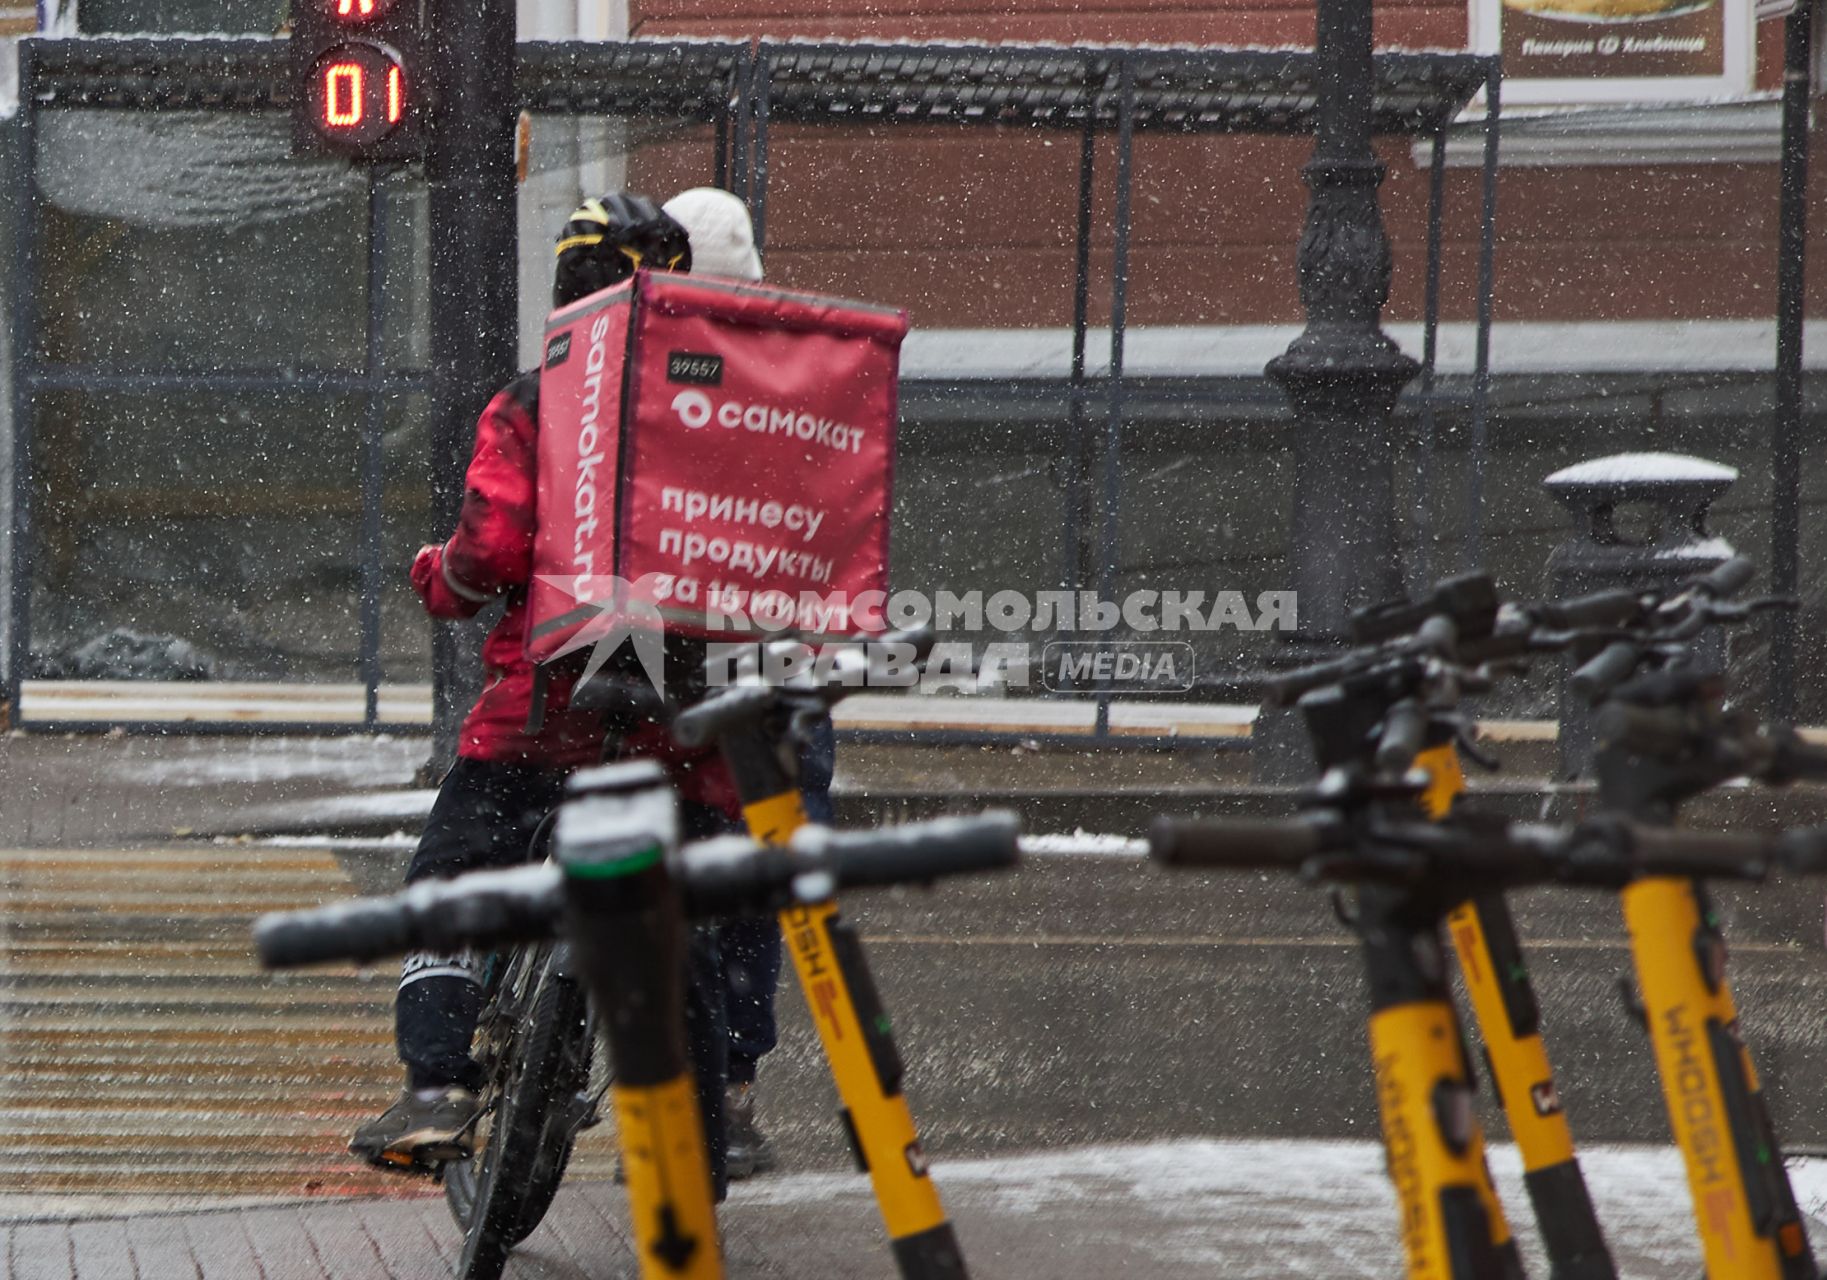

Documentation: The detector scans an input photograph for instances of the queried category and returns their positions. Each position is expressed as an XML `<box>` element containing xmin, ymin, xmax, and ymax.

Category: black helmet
<box><xmin>552</xmin><ymin>192</ymin><xmax>693</xmax><ymax>308</ymax></box>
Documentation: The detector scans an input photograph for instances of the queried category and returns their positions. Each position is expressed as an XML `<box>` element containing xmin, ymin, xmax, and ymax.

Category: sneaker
<box><xmin>349</xmin><ymin>1086</ymin><xmax>480</xmax><ymax>1173</ymax></box>
<box><xmin>724</xmin><ymin>1082</ymin><xmax>777</xmax><ymax>1180</ymax></box>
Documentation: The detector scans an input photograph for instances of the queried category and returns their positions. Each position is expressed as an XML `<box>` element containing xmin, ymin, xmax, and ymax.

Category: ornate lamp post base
<box><xmin>1253</xmin><ymin>28</ymin><xmax>1421</xmax><ymax>785</ymax></box>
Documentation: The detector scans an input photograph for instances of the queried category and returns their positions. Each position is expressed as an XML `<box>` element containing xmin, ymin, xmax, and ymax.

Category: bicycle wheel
<box><xmin>443</xmin><ymin>948</ymin><xmax>532</xmax><ymax>1235</ymax></box>
<box><xmin>446</xmin><ymin>959</ymin><xmax>591</xmax><ymax>1279</ymax></box>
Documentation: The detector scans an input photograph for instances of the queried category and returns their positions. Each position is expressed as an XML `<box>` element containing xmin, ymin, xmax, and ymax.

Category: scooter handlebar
<box><xmin>1766</xmin><ymin>734</ymin><xmax>1827</xmax><ymax>785</ymax></box>
<box><xmin>1696</xmin><ymin>556</ymin><xmax>1757</xmax><ymax>600</ymax></box>
<box><xmin>670</xmin><ymin>626</ymin><xmax>940</xmax><ymax>747</ymax></box>
<box><xmin>259</xmin><ymin>808</ymin><xmax>1022</xmax><ymax>967</ymax></box>
<box><xmin>669</xmin><ymin>683</ymin><xmax>778</xmax><ymax>748</ymax></box>
<box><xmin>802</xmin><ymin>811</ymin><xmax>1022</xmax><ymax>889</ymax></box>
<box><xmin>1532</xmin><ymin>588</ymin><xmax>1643</xmax><ymax>630</ymax></box>
<box><xmin>253</xmin><ymin>864</ymin><xmax>565</xmax><ymax>969</ymax></box>
<box><xmin>1570</xmin><ymin>639</ymin><xmax>1644</xmax><ymax>701</ymax></box>
<box><xmin>1373</xmin><ymin>701</ymin><xmax>1428</xmax><ymax>773</ymax></box>
<box><xmin>677</xmin><ymin>811</ymin><xmax>1022</xmax><ymax>916</ymax></box>
<box><xmin>1148</xmin><ymin>816</ymin><xmax>1329</xmax><ymax>870</ymax></box>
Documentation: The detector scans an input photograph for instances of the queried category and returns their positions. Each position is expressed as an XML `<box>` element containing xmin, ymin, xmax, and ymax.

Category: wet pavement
<box><xmin>6</xmin><ymin>732</ymin><xmax>1827</xmax><ymax>1276</ymax></box>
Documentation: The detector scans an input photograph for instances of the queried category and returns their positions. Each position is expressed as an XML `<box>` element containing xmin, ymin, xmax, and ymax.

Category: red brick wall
<box><xmin>627</xmin><ymin>0</ymin><xmax>1818</xmax><ymax>328</ymax></box>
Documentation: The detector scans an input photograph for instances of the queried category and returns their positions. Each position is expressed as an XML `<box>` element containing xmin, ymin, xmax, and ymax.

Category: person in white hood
<box><xmin>663</xmin><ymin>186</ymin><xmax>764</xmax><ymax>283</ymax></box>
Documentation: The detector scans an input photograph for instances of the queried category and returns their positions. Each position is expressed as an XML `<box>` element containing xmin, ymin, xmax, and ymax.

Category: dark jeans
<box><xmin>395</xmin><ymin>756</ymin><xmax>733</xmax><ymax>1192</ymax></box>
<box><xmin>721</xmin><ymin>715</ymin><xmax>836</xmax><ymax>1085</ymax></box>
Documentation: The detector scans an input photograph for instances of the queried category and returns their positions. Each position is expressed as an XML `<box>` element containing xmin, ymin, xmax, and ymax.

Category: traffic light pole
<box><xmin>425</xmin><ymin>0</ymin><xmax>519</xmax><ymax>770</ymax></box>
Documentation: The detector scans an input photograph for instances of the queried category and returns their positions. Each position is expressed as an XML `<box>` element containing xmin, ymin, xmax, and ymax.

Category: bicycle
<box><xmin>411</xmin><ymin>652</ymin><xmax>733</xmax><ymax>1280</ymax></box>
<box><xmin>255</xmin><ymin>762</ymin><xmax>1021</xmax><ymax>1280</ymax></box>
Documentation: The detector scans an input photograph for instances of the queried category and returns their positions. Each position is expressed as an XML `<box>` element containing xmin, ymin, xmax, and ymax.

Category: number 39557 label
<box><xmin>667</xmin><ymin>351</ymin><xmax>723</xmax><ymax>386</ymax></box>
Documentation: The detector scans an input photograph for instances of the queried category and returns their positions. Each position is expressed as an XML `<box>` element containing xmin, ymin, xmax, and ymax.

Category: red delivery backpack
<box><xmin>527</xmin><ymin>270</ymin><xmax>907</xmax><ymax>665</ymax></box>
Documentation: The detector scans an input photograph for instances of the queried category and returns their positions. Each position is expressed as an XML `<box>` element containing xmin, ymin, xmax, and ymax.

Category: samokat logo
<box><xmin>545</xmin><ymin>330</ymin><xmax>573</xmax><ymax>369</ymax></box>
<box><xmin>667</xmin><ymin>389</ymin><xmax>867</xmax><ymax>454</ymax></box>
<box><xmin>667</xmin><ymin>351</ymin><xmax>723</xmax><ymax>386</ymax></box>
<box><xmin>672</xmin><ymin>389</ymin><xmax>713</xmax><ymax>428</ymax></box>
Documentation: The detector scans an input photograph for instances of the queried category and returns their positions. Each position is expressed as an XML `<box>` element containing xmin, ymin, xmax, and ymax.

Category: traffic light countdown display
<box><xmin>291</xmin><ymin>0</ymin><xmax>424</xmax><ymax>159</ymax></box>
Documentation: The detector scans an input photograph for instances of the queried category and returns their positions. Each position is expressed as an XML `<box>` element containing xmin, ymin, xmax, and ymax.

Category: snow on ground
<box><xmin>732</xmin><ymin>1138</ymin><xmax>1827</xmax><ymax>1278</ymax></box>
<box><xmin>1019</xmin><ymin>831</ymin><xmax>1149</xmax><ymax>858</ymax></box>
<box><xmin>236</xmin><ymin>833</ymin><xmax>420</xmax><ymax>850</ymax></box>
<box><xmin>118</xmin><ymin>737</ymin><xmax>423</xmax><ymax>788</ymax></box>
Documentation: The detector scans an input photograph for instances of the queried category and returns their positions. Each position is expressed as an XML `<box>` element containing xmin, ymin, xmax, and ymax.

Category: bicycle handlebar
<box><xmin>567</xmin><ymin>673</ymin><xmax>674</xmax><ymax>721</ymax></box>
<box><xmin>254</xmin><ymin>810</ymin><xmax>1020</xmax><ymax>969</ymax></box>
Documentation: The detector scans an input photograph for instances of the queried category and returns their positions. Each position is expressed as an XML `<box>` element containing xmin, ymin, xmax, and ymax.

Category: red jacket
<box><xmin>411</xmin><ymin>372</ymin><xmax>737</xmax><ymax>814</ymax></box>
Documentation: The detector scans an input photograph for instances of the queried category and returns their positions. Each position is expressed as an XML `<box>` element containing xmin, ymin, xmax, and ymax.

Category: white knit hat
<box><xmin>663</xmin><ymin>187</ymin><xmax>764</xmax><ymax>283</ymax></box>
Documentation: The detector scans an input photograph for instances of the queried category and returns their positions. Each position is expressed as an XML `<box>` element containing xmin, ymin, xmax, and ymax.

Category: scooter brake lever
<box><xmin>1455</xmin><ymin>726</ymin><xmax>1501</xmax><ymax>773</ymax></box>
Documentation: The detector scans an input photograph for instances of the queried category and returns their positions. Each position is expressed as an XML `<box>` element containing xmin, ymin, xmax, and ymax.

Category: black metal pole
<box><xmin>714</xmin><ymin>108</ymin><xmax>730</xmax><ymax>192</ymax></box>
<box><xmin>1770</xmin><ymin>0</ymin><xmax>1813</xmax><ymax>724</ymax></box>
<box><xmin>4</xmin><ymin>45</ymin><xmax>39</xmax><ymax>726</ymax></box>
<box><xmin>1265</xmin><ymin>0</ymin><xmax>1418</xmax><ymax>645</ymax></box>
<box><xmin>425</xmin><ymin>0</ymin><xmax>519</xmax><ymax>770</ymax></box>
<box><xmin>1055</xmin><ymin>113</ymin><xmax>1097</xmax><ymax>695</ymax></box>
<box><xmin>1416</xmin><ymin>128</ymin><xmax>1446</xmax><ymax>591</ymax></box>
<box><xmin>360</xmin><ymin>173</ymin><xmax>389</xmax><ymax>730</ymax></box>
<box><xmin>1466</xmin><ymin>61</ymin><xmax>1501</xmax><ymax>573</ymax></box>
<box><xmin>1095</xmin><ymin>62</ymin><xmax>1134</xmax><ymax>741</ymax></box>
<box><xmin>751</xmin><ymin>48</ymin><xmax>772</xmax><ymax>253</ymax></box>
<box><xmin>1257</xmin><ymin>0</ymin><xmax>1420</xmax><ymax>782</ymax></box>
<box><xmin>1062</xmin><ymin>114</ymin><xmax>1095</xmax><ymax>598</ymax></box>
<box><xmin>731</xmin><ymin>53</ymin><xmax>752</xmax><ymax>204</ymax></box>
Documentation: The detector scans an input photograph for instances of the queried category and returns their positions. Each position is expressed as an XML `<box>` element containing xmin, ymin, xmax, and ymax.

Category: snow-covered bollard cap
<box><xmin>663</xmin><ymin>187</ymin><xmax>763</xmax><ymax>283</ymax></box>
<box><xmin>1544</xmin><ymin>451</ymin><xmax>1737</xmax><ymax>499</ymax></box>
<box><xmin>1545</xmin><ymin>452</ymin><xmax>1737</xmax><ymax>552</ymax></box>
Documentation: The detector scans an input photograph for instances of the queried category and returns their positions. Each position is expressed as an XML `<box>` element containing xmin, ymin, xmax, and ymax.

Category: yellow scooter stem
<box><xmin>1418</xmin><ymin>745</ymin><xmax>1614</xmax><ymax>1279</ymax></box>
<box><xmin>740</xmin><ymin>784</ymin><xmax>967</xmax><ymax>1278</ymax></box>
<box><xmin>1623</xmin><ymin>876</ymin><xmax>1816</xmax><ymax>1280</ymax></box>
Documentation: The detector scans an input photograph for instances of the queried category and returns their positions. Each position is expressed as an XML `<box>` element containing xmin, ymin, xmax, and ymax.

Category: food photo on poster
<box><xmin>1472</xmin><ymin>0</ymin><xmax>1753</xmax><ymax>99</ymax></box>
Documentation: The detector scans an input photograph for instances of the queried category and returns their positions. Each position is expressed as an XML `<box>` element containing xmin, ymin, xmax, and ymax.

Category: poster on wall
<box><xmin>1472</xmin><ymin>0</ymin><xmax>1752</xmax><ymax>102</ymax></box>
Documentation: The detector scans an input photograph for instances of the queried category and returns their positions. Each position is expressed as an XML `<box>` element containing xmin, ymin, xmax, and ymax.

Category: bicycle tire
<box><xmin>445</xmin><ymin>958</ymin><xmax>602</xmax><ymax>1243</ymax></box>
<box><xmin>447</xmin><ymin>965</ymin><xmax>590</xmax><ymax>1278</ymax></box>
<box><xmin>443</xmin><ymin>948</ymin><xmax>531</xmax><ymax>1237</ymax></box>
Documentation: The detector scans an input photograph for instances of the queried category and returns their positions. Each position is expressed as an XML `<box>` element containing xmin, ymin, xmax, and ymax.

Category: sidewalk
<box><xmin>5</xmin><ymin>1140</ymin><xmax>1822</xmax><ymax>1278</ymax></box>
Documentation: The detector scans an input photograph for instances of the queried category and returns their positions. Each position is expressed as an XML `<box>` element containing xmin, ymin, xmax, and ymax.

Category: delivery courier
<box><xmin>526</xmin><ymin>259</ymin><xmax>908</xmax><ymax>667</ymax></box>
